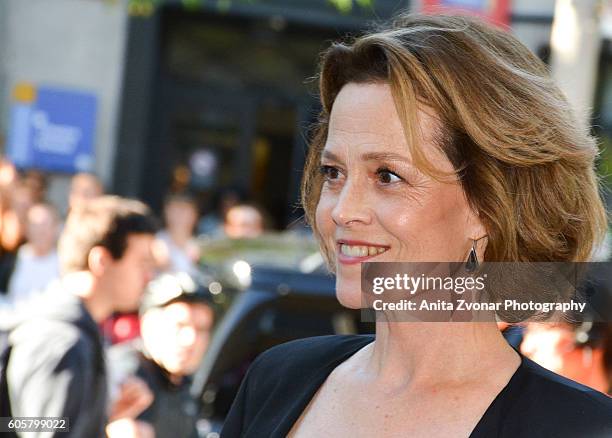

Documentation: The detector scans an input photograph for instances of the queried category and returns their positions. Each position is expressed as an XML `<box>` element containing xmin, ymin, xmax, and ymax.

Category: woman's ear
<box><xmin>88</xmin><ymin>246</ymin><xmax>110</xmax><ymax>276</ymax></box>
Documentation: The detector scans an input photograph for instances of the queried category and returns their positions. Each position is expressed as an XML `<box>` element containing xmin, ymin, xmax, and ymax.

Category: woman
<box><xmin>222</xmin><ymin>13</ymin><xmax>612</xmax><ymax>437</ymax></box>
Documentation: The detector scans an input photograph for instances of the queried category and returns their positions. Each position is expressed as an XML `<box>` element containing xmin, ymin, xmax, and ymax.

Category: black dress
<box><xmin>221</xmin><ymin>334</ymin><xmax>612</xmax><ymax>437</ymax></box>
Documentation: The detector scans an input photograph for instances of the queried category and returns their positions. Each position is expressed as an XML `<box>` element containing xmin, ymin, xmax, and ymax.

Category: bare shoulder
<box><xmin>246</xmin><ymin>335</ymin><xmax>373</xmax><ymax>390</ymax></box>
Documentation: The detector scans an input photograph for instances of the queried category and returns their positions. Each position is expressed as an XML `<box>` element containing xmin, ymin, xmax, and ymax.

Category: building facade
<box><xmin>4</xmin><ymin>0</ymin><xmax>611</xmax><ymax>222</ymax></box>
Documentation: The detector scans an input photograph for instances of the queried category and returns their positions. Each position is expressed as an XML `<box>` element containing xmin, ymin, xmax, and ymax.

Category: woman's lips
<box><xmin>336</xmin><ymin>240</ymin><xmax>390</xmax><ymax>265</ymax></box>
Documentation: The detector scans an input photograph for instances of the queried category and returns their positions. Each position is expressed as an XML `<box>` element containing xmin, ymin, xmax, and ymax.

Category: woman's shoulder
<box><xmin>499</xmin><ymin>355</ymin><xmax>612</xmax><ymax>437</ymax></box>
<box><xmin>257</xmin><ymin>334</ymin><xmax>374</xmax><ymax>359</ymax></box>
<box><xmin>249</xmin><ymin>334</ymin><xmax>374</xmax><ymax>380</ymax></box>
<box><xmin>518</xmin><ymin>356</ymin><xmax>612</xmax><ymax>407</ymax></box>
<box><xmin>242</xmin><ymin>334</ymin><xmax>374</xmax><ymax>402</ymax></box>
<box><xmin>221</xmin><ymin>335</ymin><xmax>374</xmax><ymax>437</ymax></box>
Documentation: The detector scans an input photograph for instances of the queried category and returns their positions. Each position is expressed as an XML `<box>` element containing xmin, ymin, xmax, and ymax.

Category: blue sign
<box><xmin>7</xmin><ymin>86</ymin><xmax>97</xmax><ymax>173</ymax></box>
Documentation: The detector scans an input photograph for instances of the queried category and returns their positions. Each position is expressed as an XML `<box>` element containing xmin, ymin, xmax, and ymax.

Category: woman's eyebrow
<box><xmin>321</xmin><ymin>150</ymin><xmax>342</xmax><ymax>162</ymax></box>
<box><xmin>322</xmin><ymin>150</ymin><xmax>413</xmax><ymax>164</ymax></box>
<box><xmin>361</xmin><ymin>152</ymin><xmax>412</xmax><ymax>163</ymax></box>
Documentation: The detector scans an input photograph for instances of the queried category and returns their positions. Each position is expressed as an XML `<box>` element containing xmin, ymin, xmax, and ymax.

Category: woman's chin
<box><xmin>335</xmin><ymin>280</ymin><xmax>363</xmax><ymax>309</ymax></box>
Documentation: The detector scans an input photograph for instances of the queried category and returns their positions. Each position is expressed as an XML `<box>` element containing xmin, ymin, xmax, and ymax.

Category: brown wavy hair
<box><xmin>301</xmin><ymin>13</ymin><xmax>608</xmax><ymax>264</ymax></box>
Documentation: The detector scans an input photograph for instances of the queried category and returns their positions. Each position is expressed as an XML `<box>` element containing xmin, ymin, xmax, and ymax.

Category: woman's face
<box><xmin>315</xmin><ymin>82</ymin><xmax>485</xmax><ymax>308</ymax></box>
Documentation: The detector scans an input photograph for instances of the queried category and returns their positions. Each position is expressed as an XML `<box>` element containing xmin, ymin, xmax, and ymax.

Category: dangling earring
<box><xmin>465</xmin><ymin>239</ymin><xmax>479</xmax><ymax>273</ymax></box>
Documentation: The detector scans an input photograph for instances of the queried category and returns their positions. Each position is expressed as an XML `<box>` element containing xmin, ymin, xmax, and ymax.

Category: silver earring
<box><xmin>465</xmin><ymin>240</ymin><xmax>479</xmax><ymax>273</ymax></box>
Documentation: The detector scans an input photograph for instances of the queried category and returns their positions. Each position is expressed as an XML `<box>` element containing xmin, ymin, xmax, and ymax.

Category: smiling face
<box><xmin>315</xmin><ymin>82</ymin><xmax>486</xmax><ymax>308</ymax></box>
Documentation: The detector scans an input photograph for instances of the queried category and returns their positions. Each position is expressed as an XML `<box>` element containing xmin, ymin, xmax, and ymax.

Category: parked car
<box><xmin>190</xmin><ymin>240</ymin><xmax>374</xmax><ymax>435</ymax></box>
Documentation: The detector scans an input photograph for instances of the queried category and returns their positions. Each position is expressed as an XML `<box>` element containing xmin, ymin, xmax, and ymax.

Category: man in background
<box><xmin>68</xmin><ymin>172</ymin><xmax>104</xmax><ymax>212</ymax></box>
<box><xmin>223</xmin><ymin>203</ymin><xmax>264</xmax><ymax>239</ymax></box>
<box><xmin>109</xmin><ymin>272</ymin><xmax>215</xmax><ymax>438</ymax></box>
<box><xmin>156</xmin><ymin>193</ymin><xmax>200</xmax><ymax>276</ymax></box>
<box><xmin>7</xmin><ymin>203</ymin><xmax>60</xmax><ymax>304</ymax></box>
<box><xmin>5</xmin><ymin>196</ymin><xmax>158</xmax><ymax>437</ymax></box>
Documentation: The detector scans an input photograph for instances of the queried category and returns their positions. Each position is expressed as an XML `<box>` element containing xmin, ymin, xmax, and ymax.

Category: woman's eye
<box><xmin>319</xmin><ymin>165</ymin><xmax>341</xmax><ymax>180</ymax></box>
<box><xmin>376</xmin><ymin>167</ymin><xmax>402</xmax><ymax>184</ymax></box>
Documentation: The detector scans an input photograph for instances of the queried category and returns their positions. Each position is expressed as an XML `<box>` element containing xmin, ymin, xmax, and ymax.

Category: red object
<box><xmin>101</xmin><ymin>313</ymin><xmax>141</xmax><ymax>344</ymax></box>
<box><xmin>421</xmin><ymin>0</ymin><xmax>510</xmax><ymax>28</ymax></box>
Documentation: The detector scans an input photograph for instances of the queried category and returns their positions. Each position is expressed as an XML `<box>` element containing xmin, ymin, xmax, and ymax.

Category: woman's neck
<box><xmin>364</xmin><ymin>321</ymin><xmax>520</xmax><ymax>390</ymax></box>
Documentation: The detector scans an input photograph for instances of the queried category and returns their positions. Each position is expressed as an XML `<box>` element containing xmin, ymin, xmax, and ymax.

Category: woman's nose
<box><xmin>331</xmin><ymin>180</ymin><xmax>372</xmax><ymax>227</ymax></box>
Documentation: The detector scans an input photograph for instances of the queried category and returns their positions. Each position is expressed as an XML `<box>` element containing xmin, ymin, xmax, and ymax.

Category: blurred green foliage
<box><xmin>198</xmin><ymin>233</ymin><xmax>319</xmax><ymax>268</ymax></box>
<box><xmin>127</xmin><ymin>0</ymin><xmax>374</xmax><ymax>16</ymax></box>
<box><xmin>598</xmin><ymin>135</ymin><xmax>612</xmax><ymax>188</ymax></box>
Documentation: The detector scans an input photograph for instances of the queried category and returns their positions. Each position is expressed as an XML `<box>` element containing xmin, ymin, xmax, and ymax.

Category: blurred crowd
<box><xmin>0</xmin><ymin>158</ymin><xmax>267</xmax><ymax>438</ymax></box>
<box><xmin>0</xmin><ymin>159</ymin><xmax>266</xmax><ymax>309</ymax></box>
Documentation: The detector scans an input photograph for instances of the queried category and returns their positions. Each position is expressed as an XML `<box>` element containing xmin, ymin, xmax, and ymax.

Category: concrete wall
<box><xmin>512</xmin><ymin>22</ymin><xmax>552</xmax><ymax>55</ymax></box>
<box><xmin>0</xmin><ymin>0</ymin><xmax>10</xmax><ymax>149</ymax></box>
<box><xmin>513</xmin><ymin>0</ymin><xmax>556</xmax><ymax>16</ymax></box>
<box><xmin>511</xmin><ymin>0</ymin><xmax>555</xmax><ymax>53</ymax></box>
<box><xmin>0</xmin><ymin>0</ymin><xmax>129</xmax><ymax>211</ymax></box>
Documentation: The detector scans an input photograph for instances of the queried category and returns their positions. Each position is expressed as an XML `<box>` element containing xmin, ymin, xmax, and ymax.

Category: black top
<box><xmin>108</xmin><ymin>340</ymin><xmax>199</xmax><ymax>438</ymax></box>
<box><xmin>222</xmin><ymin>334</ymin><xmax>612</xmax><ymax>438</ymax></box>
